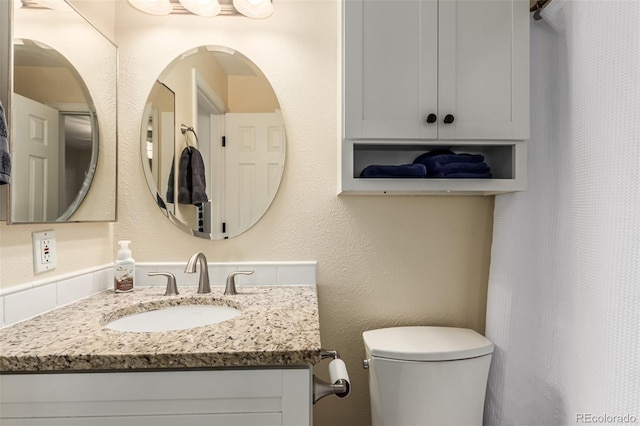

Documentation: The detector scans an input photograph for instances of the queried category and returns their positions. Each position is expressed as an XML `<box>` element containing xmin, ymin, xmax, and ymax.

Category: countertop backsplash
<box><xmin>0</xmin><ymin>261</ymin><xmax>317</xmax><ymax>328</ymax></box>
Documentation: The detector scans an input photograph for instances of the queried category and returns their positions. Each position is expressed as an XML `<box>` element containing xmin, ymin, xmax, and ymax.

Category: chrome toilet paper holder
<box><xmin>313</xmin><ymin>349</ymin><xmax>351</xmax><ymax>404</ymax></box>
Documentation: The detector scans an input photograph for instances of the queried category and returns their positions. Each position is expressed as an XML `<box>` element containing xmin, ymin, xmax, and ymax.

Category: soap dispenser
<box><xmin>114</xmin><ymin>240</ymin><xmax>135</xmax><ymax>293</ymax></box>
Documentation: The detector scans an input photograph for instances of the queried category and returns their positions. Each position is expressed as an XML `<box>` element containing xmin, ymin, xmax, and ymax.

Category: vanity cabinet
<box><xmin>0</xmin><ymin>368</ymin><xmax>312</xmax><ymax>425</ymax></box>
<box><xmin>341</xmin><ymin>0</ymin><xmax>530</xmax><ymax>194</ymax></box>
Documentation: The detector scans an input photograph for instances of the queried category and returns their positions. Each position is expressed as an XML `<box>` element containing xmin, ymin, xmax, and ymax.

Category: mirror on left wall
<box><xmin>6</xmin><ymin>0</ymin><xmax>117</xmax><ymax>223</ymax></box>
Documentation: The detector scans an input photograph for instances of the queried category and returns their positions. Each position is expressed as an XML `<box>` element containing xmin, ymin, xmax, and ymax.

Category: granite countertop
<box><xmin>0</xmin><ymin>286</ymin><xmax>322</xmax><ymax>372</ymax></box>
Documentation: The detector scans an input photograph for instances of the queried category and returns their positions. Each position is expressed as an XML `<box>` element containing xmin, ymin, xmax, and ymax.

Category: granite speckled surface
<box><xmin>0</xmin><ymin>286</ymin><xmax>322</xmax><ymax>372</ymax></box>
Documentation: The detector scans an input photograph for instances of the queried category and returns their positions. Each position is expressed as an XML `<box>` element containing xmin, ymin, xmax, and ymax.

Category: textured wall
<box><xmin>0</xmin><ymin>222</ymin><xmax>113</xmax><ymax>289</ymax></box>
<box><xmin>115</xmin><ymin>1</ymin><xmax>494</xmax><ymax>424</ymax></box>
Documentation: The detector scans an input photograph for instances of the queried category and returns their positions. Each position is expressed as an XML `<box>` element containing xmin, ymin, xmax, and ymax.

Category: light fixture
<box><xmin>16</xmin><ymin>0</ymin><xmax>68</xmax><ymax>10</ymax></box>
<box><xmin>128</xmin><ymin>0</ymin><xmax>172</xmax><ymax>16</ymax></box>
<box><xmin>178</xmin><ymin>0</ymin><xmax>220</xmax><ymax>17</ymax></box>
<box><xmin>35</xmin><ymin>0</ymin><xmax>67</xmax><ymax>9</ymax></box>
<box><xmin>232</xmin><ymin>0</ymin><xmax>273</xmax><ymax>19</ymax></box>
<box><xmin>127</xmin><ymin>0</ymin><xmax>273</xmax><ymax>18</ymax></box>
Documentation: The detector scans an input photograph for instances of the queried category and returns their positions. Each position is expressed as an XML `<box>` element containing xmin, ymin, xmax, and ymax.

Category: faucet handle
<box><xmin>147</xmin><ymin>272</ymin><xmax>179</xmax><ymax>296</ymax></box>
<box><xmin>224</xmin><ymin>271</ymin><xmax>254</xmax><ymax>295</ymax></box>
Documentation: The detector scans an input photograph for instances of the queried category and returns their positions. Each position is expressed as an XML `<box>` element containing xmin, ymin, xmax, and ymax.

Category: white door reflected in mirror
<box><xmin>11</xmin><ymin>94</ymin><xmax>60</xmax><ymax>222</ymax></box>
<box><xmin>224</xmin><ymin>112</ymin><xmax>285</xmax><ymax>238</ymax></box>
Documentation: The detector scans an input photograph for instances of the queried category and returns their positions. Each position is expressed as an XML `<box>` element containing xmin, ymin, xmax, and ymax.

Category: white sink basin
<box><xmin>104</xmin><ymin>304</ymin><xmax>240</xmax><ymax>332</ymax></box>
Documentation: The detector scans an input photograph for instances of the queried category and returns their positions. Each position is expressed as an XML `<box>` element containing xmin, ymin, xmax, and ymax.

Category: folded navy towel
<box><xmin>360</xmin><ymin>163</ymin><xmax>427</xmax><ymax>178</ymax></box>
<box><xmin>434</xmin><ymin>161</ymin><xmax>491</xmax><ymax>175</ymax></box>
<box><xmin>431</xmin><ymin>171</ymin><xmax>493</xmax><ymax>178</ymax></box>
<box><xmin>413</xmin><ymin>149</ymin><xmax>491</xmax><ymax>177</ymax></box>
<box><xmin>413</xmin><ymin>150</ymin><xmax>485</xmax><ymax>171</ymax></box>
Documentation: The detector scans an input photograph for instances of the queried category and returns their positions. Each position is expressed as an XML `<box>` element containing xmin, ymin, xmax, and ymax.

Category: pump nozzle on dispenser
<box><xmin>117</xmin><ymin>240</ymin><xmax>132</xmax><ymax>258</ymax></box>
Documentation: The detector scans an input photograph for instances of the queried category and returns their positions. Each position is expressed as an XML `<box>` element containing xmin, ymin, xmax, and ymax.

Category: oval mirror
<box><xmin>11</xmin><ymin>39</ymin><xmax>98</xmax><ymax>222</ymax></box>
<box><xmin>8</xmin><ymin>1</ymin><xmax>117</xmax><ymax>223</ymax></box>
<box><xmin>141</xmin><ymin>46</ymin><xmax>286</xmax><ymax>240</ymax></box>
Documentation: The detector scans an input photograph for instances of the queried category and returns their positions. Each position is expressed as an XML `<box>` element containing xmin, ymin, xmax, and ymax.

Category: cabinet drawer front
<box><xmin>0</xmin><ymin>413</ymin><xmax>282</xmax><ymax>426</ymax></box>
<box><xmin>1</xmin><ymin>368</ymin><xmax>312</xmax><ymax>424</ymax></box>
<box><xmin>2</xmin><ymin>370</ymin><xmax>283</xmax><ymax>403</ymax></box>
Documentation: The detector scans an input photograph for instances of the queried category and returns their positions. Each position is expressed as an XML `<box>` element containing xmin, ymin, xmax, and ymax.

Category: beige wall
<box><xmin>68</xmin><ymin>0</ymin><xmax>116</xmax><ymax>41</ymax></box>
<box><xmin>229</xmin><ymin>74</ymin><xmax>280</xmax><ymax>112</ymax></box>
<box><xmin>0</xmin><ymin>222</ymin><xmax>113</xmax><ymax>288</ymax></box>
<box><xmin>14</xmin><ymin>66</ymin><xmax>86</xmax><ymax>103</ymax></box>
<box><xmin>1</xmin><ymin>0</ymin><xmax>494</xmax><ymax>424</ymax></box>
<box><xmin>115</xmin><ymin>1</ymin><xmax>494</xmax><ymax>424</ymax></box>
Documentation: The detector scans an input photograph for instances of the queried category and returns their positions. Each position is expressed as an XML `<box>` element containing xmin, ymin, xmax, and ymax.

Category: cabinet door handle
<box><xmin>426</xmin><ymin>113</ymin><xmax>437</xmax><ymax>124</ymax></box>
<box><xmin>443</xmin><ymin>114</ymin><xmax>455</xmax><ymax>124</ymax></box>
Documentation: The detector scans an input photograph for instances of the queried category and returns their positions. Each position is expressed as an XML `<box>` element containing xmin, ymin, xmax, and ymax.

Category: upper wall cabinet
<box><xmin>344</xmin><ymin>0</ymin><xmax>529</xmax><ymax>141</ymax></box>
<box><xmin>341</xmin><ymin>0</ymin><xmax>530</xmax><ymax>195</ymax></box>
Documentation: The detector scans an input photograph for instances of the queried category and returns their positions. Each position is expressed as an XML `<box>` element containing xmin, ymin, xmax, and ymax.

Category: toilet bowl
<box><xmin>362</xmin><ymin>326</ymin><xmax>493</xmax><ymax>426</ymax></box>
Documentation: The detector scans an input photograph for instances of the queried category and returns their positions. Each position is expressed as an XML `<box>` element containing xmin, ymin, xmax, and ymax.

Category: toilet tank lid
<box><xmin>362</xmin><ymin>326</ymin><xmax>494</xmax><ymax>361</ymax></box>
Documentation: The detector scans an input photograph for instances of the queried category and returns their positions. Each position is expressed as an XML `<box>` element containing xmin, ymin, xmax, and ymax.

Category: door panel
<box><xmin>11</xmin><ymin>94</ymin><xmax>59</xmax><ymax>221</ymax></box>
<box><xmin>224</xmin><ymin>112</ymin><xmax>285</xmax><ymax>237</ymax></box>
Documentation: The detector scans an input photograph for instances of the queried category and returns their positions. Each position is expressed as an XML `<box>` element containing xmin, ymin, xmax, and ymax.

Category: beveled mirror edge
<box><xmin>0</xmin><ymin>0</ymin><xmax>12</xmax><ymax>221</ymax></box>
<box><xmin>67</xmin><ymin>0</ymin><xmax>119</xmax><ymax>223</ymax></box>
<box><xmin>5</xmin><ymin>0</ymin><xmax>119</xmax><ymax>224</ymax></box>
<box><xmin>56</xmin><ymin>112</ymin><xmax>100</xmax><ymax>221</ymax></box>
<box><xmin>140</xmin><ymin>80</ymin><xmax>174</xmax><ymax>220</ymax></box>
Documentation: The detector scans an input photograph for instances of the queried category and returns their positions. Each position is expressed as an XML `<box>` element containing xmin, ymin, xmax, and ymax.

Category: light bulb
<box><xmin>35</xmin><ymin>0</ymin><xmax>68</xmax><ymax>10</ymax></box>
<box><xmin>232</xmin><ymin>0</ymin><xmax>273</xmax><ymax>19</ymax></box>
<box><xmin>179</xmin><ymin>0</ymin><xmax>221</xmax><ymax>17</ymax></box>
<box><xmin>128</xmin><ymin>0</ymin><xmax>172</xmax><ymax>16</ymax></box>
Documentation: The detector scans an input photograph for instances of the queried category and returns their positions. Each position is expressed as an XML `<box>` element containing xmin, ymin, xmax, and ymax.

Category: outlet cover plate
<box><xmin>32</xmin><ymin>230</ymin><xmax>57</xmax><ymax>274</ymax></box>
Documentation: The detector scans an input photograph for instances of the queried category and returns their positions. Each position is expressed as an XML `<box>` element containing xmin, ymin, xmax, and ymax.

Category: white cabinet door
<box><xmin>344</xmin><ymin>0</ymin><xmax>438</xmax><ymax>140</ymax></box>
<box><xmin>344</xmin><ymin>0</ymin><xmax>529</xmax><ymax>141</ymax></box>
<box><xmin>438</xmin><ymin>0</ymin><xmax>529</xmax><ymax>140</ymax></box>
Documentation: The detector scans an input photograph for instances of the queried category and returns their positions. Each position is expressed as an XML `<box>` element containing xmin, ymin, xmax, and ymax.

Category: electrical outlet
<box><xmin>32</xmin><ymin>230</ymin><xmax>57</xmax><ymax>274</ymax></box>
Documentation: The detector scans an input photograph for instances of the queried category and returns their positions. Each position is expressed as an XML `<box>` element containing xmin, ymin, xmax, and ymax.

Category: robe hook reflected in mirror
<box><xmin>180</xmin><ymin>124</ymin><xmax>199</xmax><ymax>152</ymax></box>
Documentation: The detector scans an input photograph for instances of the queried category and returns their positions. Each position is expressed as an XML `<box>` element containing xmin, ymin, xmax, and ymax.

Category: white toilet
<box><xmin>362</xmin><ymin>326</ymin><xmax>494</xmax><ymax>426</ymax></box>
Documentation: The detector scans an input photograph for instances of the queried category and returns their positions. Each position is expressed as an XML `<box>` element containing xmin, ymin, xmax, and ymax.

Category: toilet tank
<box><xmin>363</xmin><ymin>326</ymin><xmax>494</xmax><ymax>426</ymax></box>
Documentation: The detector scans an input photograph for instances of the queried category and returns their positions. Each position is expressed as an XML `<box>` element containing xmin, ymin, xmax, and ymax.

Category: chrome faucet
<box><xmin>224</xmin><ymin>271</ymin><xmax>254</xmax><ymax>295</ymax></box>
<box><xmin>184</xmin><ymin>252</ymin><xmax>211</xmax><ymax>294</ymax></box>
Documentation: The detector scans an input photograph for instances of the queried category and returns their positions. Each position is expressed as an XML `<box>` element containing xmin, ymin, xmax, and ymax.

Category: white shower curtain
<box><xmin>485</xmin><ymin>1</ymin><xmax>640</xmax><ymax>424</ymax></box>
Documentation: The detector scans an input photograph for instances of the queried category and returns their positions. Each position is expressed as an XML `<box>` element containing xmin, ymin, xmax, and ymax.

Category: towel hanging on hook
<box><xmin>530</xmin><ymin>0</ymin><xmax>552</xmax><ymax>20</ymax></box>
<box><xmin>180</xmin><ymin>124</ymin><xmax>199</xmax><ymax>151</ymax></box>
<box><xmin>166</xmin><ymin>124</ymin><xmax>208</xmax><ymax>205</ymax></box>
